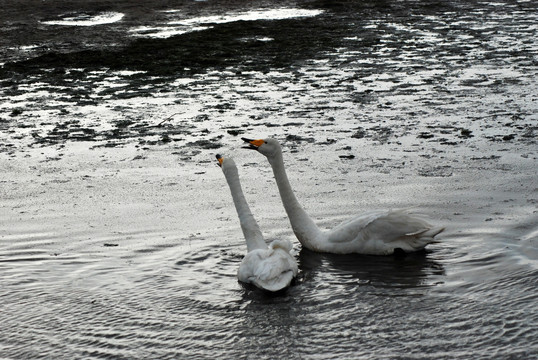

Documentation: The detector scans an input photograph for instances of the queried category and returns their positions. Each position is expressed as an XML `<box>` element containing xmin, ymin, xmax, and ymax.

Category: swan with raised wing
<box><xmin>241</xmin><ymin>138</ymin><xmax>444</xmax><ymax>255</ymax></box>
<box><xmin>216</xmin><ymin>154</ymin><xmax>298</xmax><ymax>292</ymax></box>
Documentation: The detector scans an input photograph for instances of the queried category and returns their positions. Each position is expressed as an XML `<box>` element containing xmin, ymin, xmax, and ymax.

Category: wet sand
<box><xmin>2</xmin><ymin>129</ymin><xmax>536</xmax><ymax>249</ymax></box>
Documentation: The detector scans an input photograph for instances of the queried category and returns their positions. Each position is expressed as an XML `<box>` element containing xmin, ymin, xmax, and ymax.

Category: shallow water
<box><xmin>1</xmin><ymin>0</ymin><xmax>537</xmax><ymax>358</ymax></box>
<box><xmin>2</xmin><ymin>217</ymin><xmax>537</xmax><ymax>358</ymax></box>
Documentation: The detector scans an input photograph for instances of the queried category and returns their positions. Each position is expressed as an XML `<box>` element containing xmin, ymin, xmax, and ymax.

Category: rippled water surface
<box><xmin>1</xmin><ymin>0</ymin><xmax>537</xmax><ymax>359</ymax></box>
<box><xmin>2</xmin><ymin>221</ymin><xmax>537</xmax><ymax>358</ymax></box>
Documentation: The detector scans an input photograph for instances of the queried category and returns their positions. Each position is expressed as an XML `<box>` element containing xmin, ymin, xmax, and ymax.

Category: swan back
<box><xmin>326</xmin><ymin>210</ymin><xmax>444</xmax><ymax>254</ymax></box>
<box><xmin>238</xmin><ymin>241</ymin><xmax>298</xmax><ymax>292</ymax></box>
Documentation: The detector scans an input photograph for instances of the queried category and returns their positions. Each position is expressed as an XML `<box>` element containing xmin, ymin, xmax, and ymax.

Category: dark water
<box><xmin>2</xmin><ymin>221</ymin><xmax>537</xmax><ymax>358</ymax></box>
<box><xmin>1</xmin><ymin>0</ymin><xmax>537</xmax><ymax>359</ymax></box>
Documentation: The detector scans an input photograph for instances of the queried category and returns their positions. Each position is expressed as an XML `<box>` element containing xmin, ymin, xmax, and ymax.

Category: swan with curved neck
<box><xmin>217</xmin><ymin>154</ymin><xmax>298</xmax><ymax>292</ymax></box>
<box><xmin>241</xmin><ymin>138</ymin><xmax>444</xmax><ymax>255</ymax></box>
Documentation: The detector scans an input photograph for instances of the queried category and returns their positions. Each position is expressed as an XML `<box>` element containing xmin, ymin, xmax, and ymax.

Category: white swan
<box><xmin>242</xmin><ymin>138</ymin><xmax>444</xmax><ymax>255</ymax></box>
<box><xmin>217</xmin><ymin>154</ymin><xmax>298</xmax><ymax>292</ymax></box>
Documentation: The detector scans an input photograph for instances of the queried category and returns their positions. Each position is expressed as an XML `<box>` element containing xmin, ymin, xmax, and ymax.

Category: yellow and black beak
<box><xmin>216</xmin><ymin>154</ymin><xmax>223</xmax><ymax>167</ymax></box>
<box><xmin>241</xmin><ymin>137</ymin><xmax>264</xmax><ymax>150</ymax></box>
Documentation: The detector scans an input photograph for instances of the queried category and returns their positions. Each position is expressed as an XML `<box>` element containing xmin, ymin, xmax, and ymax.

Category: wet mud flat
<box><xmin>1</xmin><ymin>0</ymin><xmax>537</xmax><ymax>157</ymax></box>
<box><xmin>1</xmin><ymin>1</ymin><xmax>538</xmax><ymax>359</ymax></box>
<box><xmin>0</xmin><ymin>0</ymin><xmax>536</xmax><ymax>212</ymax></box>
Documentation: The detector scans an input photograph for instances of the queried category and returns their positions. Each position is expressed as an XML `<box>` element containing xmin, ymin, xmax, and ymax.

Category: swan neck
<box><xmin>269</xmin><ymin>153</ymin><xmax>322</xmax><ymax>246</ymax></box>
<box><xmin>224</xmin><ymin>168</ymin><xmax>267</xmax><ymax>252</ymax></box>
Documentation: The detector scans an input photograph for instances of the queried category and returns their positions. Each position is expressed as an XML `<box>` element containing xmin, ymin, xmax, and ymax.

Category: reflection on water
<box><xmin>130</xmin><ymin>8</ymin><xmax>324</xmax><ymax>39</ymax></box>
<box><xmin>297</xmin><ymin>247</ymin><xmax>444</xmax><ymax>290</ymax></box>
<box><xmin>41</xmin><ymin>12</ymin><xmax>125</xmax><ymax>27</ymax></box>
<box><xmin>170</xmin><ymin>8</ymin><xmax>324</xmax><ymax>26</ymax></box>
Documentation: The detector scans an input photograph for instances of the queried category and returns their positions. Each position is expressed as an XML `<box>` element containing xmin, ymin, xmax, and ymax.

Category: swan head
<box><xmin>216</xmin><ymin>154</ymin><xmax>238</xmax><ymax>175</ymax></box>
<box><xmin>241</xmin><ymin>137</ymin><xmax>282</xmax><ymax>159</ymax></box>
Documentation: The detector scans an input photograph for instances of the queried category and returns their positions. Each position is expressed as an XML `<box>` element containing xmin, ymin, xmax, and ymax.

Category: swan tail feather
<box><xmin>406</xmin><ymin>226</ymin><xmax>444</xmax><ymax>238</ymax></box>
<box><xmin>238</xmin><ymin>248</ymin><xmax>298</xmax><ymax>292</ymax></box>
<box><xmin>251</xmin><ymin>270</ymin><xmax>295</xmax><ymax>292</ymax></box>
<box><xmin>398</xmin><ymin>226</ymin><xmax>444</xmax><ymax>251</ymax></box>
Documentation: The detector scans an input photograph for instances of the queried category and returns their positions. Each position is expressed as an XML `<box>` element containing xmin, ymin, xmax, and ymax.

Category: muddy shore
<box><xmin>1</xmin><ymin>0</ymin><xmax>536</xmax><ymax>255</ymax></box>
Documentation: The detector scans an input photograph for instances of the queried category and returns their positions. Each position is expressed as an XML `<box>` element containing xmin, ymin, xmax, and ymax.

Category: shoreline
<box><xmin>3</xmin><ymin>133</ymin><xmax>536</xmax><ymax>255</ymax></box>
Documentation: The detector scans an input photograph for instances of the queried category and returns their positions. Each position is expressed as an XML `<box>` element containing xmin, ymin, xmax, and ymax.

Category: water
<box><xmin>1</xmin><ymin>0</ymin><xmax>537</xmax><ymax>358</ymax></box>
<box><xmin>2</xmin><ymin>221</ymin><xmax>536</xmax><ymax>358</ymax></box>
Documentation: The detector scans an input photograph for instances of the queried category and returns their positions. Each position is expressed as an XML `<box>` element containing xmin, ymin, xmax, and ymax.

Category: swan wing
<box><xmin>327</xmin><ymin>210</ymin><xmax>390</xmax><ymax>243</ymax></box>
<box><xmin>326</xmin><ymin>210</ymin><xmax>444</xmax><ymax>254</ymax></box>
<box><xmin>238</xmin><ymin>247</ymin><xmax>298</xmax><ymax>292</ymax></box>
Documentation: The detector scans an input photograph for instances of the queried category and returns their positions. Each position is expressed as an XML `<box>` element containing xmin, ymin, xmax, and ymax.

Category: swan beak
<box><xmin>216</xmin><ymin>154</ymin><xmax>223</xmax><ymax>167</ymax></box>
<box><xmin>241</xmin><ymin>137</ymin><xmax>264</xmax><ymax>150</ymax></box>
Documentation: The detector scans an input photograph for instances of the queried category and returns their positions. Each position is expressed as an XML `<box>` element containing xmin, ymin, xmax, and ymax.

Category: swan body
<box><xmin>217</xmin><ymin>154</ymin><xmax>298</xmax><ymax>292</ymax></box>
<box><xmin>242</xmin><ymin>138</ymin><xmax>444</xmax><ymax>255</ymax></box>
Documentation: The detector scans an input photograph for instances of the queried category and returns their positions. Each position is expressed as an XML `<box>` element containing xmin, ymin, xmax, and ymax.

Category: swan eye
<box><xmin>264</xmin><ymin>141</ymin><xmax>268</xmax><ymax>144</ymax></box>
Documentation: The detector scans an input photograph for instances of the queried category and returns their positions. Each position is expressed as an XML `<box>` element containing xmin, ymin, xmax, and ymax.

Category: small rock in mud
<box><xmin>286</xmin><ymin>134</ymin><xmax>315</xmax><ymax>143</ymax></box>
<box><xmin>283</xmin><ymin>122</ymin><xmax>305</xmax><ymax>127</ymax></box>
<box><xmin>263</xmin><ymin>122</ymin><xmax>281</xmax><ymax>128</ymax></box>
<box><xmin>214</xmin><ymin>103</ymin><xmax>235</xmax><ymax>112</ymax></box>
<box><xmin>226</xmin><ymin>129</ymin><xmax>244</xmax><ymax>136</ymax></box>
<box><xmin>418</xmin><ymin>132</ymin><xmax>435</xmax><ymax>139</ymax></box>
<box><xmin>318</xmin><ymin>138</ymin><xmax>337</xmax><ymax>145</ymax></box>
<box><xmin>471</xmin><ymin>155</ymin><xmax>501</xmax><ymax>160</ymax></box>
<box><xmin>418</xmin><ymin>166</ymin><xmax>453</xmax><ymax>177</ymax></box>
<box><xmin>115</xmin><ymin>119</ymin><xmax>135</xmax><ymax>128</ymax></box>
<box><xmin>459</xmin><ymin>128</ymin><xmax>474</xmax><ymax>138</ymax></box>
<box><xmin>160</xmin><ymin>134</ymin><xmax>172</xmax><ymax>143</ymax></box>
<box><xmin>439</xmin><ymin>138</ymin><xmax>459</xmax><ymax>146</ymax></box>
<box><xmin>186</xmin><ymin>139</ymin><xmax>222</xmax><ymax>149</ymax></box>
<box><xmin>371</xmin><ymin>126</ymin><xmax>393</xmax><ymax>143</ymax></box>
<box><xmin>10</xmin><ymin>108</ymin><xmax>23</xmax><ymax>117</ymax></box>
<box><xmin>194</xmin><ymin>115</ymin><xmax>210</xmax><ymax>123</ymax></box>
<box><xmin>352</xmin><ymin>128</ymin><xmax>367</xmax><ymax>139</ymax></box>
